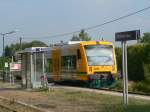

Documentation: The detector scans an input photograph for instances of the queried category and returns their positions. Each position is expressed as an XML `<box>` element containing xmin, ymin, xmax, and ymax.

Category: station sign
<box><xmin>115</xmin><ymin>30</ymin><xmax>140</xmax><ymax>41</ymax></box>
<box><xmin>10</xmin><ymin>63</ymin><xmax>21</xmax><ymax>71</ymax></box>
<box><xmin>115</xmin><ymin>29</ymin><xmax>141</xmax><ymax>105</ymax></box>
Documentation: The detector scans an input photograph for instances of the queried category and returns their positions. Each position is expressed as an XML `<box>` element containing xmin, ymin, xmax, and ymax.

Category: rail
<box><xmin>0</xmin><ymin>96</ymin><xmax>50</xmax><ymax>112</ymax></box>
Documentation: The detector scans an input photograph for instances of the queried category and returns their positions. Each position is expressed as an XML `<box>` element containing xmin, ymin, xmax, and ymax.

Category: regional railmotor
<box><xmin>46</xmin><ymin>40</ymin><xmax>117</xmax><ymax>88</ymax></box>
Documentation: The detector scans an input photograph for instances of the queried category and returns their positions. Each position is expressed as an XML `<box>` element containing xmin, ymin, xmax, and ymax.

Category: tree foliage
<box><xmin>140</xmin><ymin>32</ymin><xmax>150</xmax><ymax>43</ymax></box>
<box><xmin>71</xmin><ymin>29</ymin><xmax>91</xmax><ymax>41</ymax></box>
<box><xmin>115</xmin><ymin>47</ymin><xmax>122</xmax><ymax>71</ymax></box>
<box><xmin>116</xmin><ymin>44</ymin><xmax>150</xmax><ymax>82</ymax></box>
<box><xmin>127</xmin><ymin>45</ymin><xmax>145</xmax><ymax>81</ymax></box>
<box><xmin>0</xmin><ymin>40</ymin><xmax>48</xmax><ymax>70</ymax></box>
<box><xmin>4</xmin><ymin>40</ymin><xmax>48</xmax><ymax>57</ymax></box>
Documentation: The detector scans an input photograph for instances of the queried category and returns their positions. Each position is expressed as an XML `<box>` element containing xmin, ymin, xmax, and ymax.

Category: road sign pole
<box><xmin>122</xmin><ymin>41</ymin><xmax>125</xmax><ymax>104</ymax></box>
<box><xmin>116</xmin><ymin>30</ymin><xmax>140</xmax><ymax>105</ymax></box>
<box><xmin>122</xmin><ymin>41</ymin><xmax>128</xmax><ymax>105</ymax></box>
<box><xmin>124</xmin><ymin>41</ymin><xmax>128</xmax><ymax>105</ymax></box>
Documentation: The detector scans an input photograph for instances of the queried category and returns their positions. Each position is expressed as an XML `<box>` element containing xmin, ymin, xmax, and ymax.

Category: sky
<box><xmin>0</xmin><ymin>0</ymin><xmax>150</xmax><ymax>55</ymax></box>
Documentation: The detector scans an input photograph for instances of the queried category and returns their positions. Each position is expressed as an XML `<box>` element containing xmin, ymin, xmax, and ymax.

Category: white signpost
<box><xmin>4</xmin><ymin>62</ymin><xmax>9</xmax><ymax>81</ymax></box>
<box><xmin>9</xmin><ymin>62</ymin><xmax>21</xmax><ymax>85</ymax></box>
<box><xmin>115</xmin><ymin>30</ymin><xmax>140</xmax><ymax>105</ymax></box>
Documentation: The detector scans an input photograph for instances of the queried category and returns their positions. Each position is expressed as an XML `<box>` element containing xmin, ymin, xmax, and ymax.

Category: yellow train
<box><xmin>47</xmin><ymin>40</ymin><xmax>117</xmax><ymax>88</ymax></box>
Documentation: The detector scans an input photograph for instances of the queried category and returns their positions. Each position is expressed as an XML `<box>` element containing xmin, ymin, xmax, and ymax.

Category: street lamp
<box><xmin>0</xmin><ymin>30</ymin><xmax>18</xmax><ymax>82</ymax></box>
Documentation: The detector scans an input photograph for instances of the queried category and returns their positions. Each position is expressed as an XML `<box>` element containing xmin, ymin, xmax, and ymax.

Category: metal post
<box><xmin>124</xmin><ymin>41</ymin><xmax>128</xmax><ymax>104</ymax></box>
<box><xmin>5</xmin><ymin>65</ymin><xmax>7</xmax><ymax>80</ymax></box>
<box><xmin>2</xmin><ymin>34</ymin><xmax>5</xmax><ymax>82</ymax></box>
<box><xmin>20</xmin><ymin>37</ymin><xmax>22</xmax><ymax>50</ymax></box>
<box><xmin>34</xmin><ymin>54</ymin><xmax>36</xmax><ymax>81</ymax></box>
<box><xmin>11</xmin><ymin>56</ymin><xmax>15</xmax><ymax>85</ymax></box>
<box><xmin>9</xmin><ymin>56</ymin><xmax>14</xmax><ymax>85</ymax></box>
<box><xmin>42</xmin><ymin>52</ymin><xmax>45</xmax><ymax>75</ymax></box>
<box><xmin>11</xmin><ymin>56</ymin><xmax>14</xmax><ymax>63</ymax></box>
<box><xmin>42</xmin><ymin>52</ymin><xmax>46</xmax><ymax>87</ymax></box>
<box><xmin>2</xmin><ymin>34</ymin><xmax>4</xmax><ymax>56</ymax></box>
<box><xmin>9</xmin><ymin>72</ymin><xmax>12</xmax><ymax>85</ymax></box>
<box><xmin>122</xmin><ymin>41</ymin><xmax>125</xmax><ymax>104</ymax></box>
<box><xmin>30</xmin><ymin>53</ymin><xmax>33</xmax><ymax>88</ymax></box>
<box><xmin>122</xmin><ymin>41</ymin><xmax>128</xmax><ymax>105</ymax></box>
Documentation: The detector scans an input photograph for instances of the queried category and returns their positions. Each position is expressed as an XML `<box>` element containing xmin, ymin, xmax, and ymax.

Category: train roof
<box><xmin>15</xmin><ymin>40</ymin><xmax>114</xmax><ymax>55</ymax></box>
<box><xmin>51</xmin><ymin>40</ymin><xmax>113</xmax><ymax>47</ymax></box>
<box><xmin>16</xmin><ymin>47</ymin><xmax>51</xmax><ymax>54</ymax></box>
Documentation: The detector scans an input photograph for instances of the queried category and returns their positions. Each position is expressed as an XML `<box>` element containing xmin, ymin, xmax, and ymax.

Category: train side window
<box><xmin>77</xmin><ymin>49</ymin><xmax>81</xmax><ymax>59</ymax></box>
<box><xmin>46</xmin><ymin>59</ymin><xmax>53</xmax><ymax>73</ymax></box>
<box><xmin>61</xmin><ymin>55</ymin><xmax>76</xmax><ymax>70</ymax></box>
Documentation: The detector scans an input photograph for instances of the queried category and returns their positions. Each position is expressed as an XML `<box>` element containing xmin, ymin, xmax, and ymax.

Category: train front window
<box><xmin>85</xmin><ymin>45</ymin><xmax>114</xmax><ymax>66</ymax></box>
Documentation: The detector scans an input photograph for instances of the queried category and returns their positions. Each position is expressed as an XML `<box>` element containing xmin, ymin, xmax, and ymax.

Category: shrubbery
<box><xmin>116</xmin><ymin>44</ymin><xmax>150</xmax><ymax>93</ymax></box>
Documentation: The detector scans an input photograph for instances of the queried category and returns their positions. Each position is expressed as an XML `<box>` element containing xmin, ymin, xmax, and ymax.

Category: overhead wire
<box><xmin>22</xmin><ymin>6</ymin><xmax>150</xmax><ymax>40</ymax></box>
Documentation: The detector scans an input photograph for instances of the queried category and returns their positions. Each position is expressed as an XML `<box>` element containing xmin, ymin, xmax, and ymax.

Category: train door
<box><xmin>52</xmin><ymin>49</ymin><xmax>61</xmax><ymax>81</ymax></box>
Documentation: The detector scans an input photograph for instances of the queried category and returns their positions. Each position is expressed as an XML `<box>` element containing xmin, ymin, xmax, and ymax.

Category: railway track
<box><xmin>53</xmin><ymin>81</ymin><xmax>150</xmax><ymax>96</ymax></box>
<box><xmin>101</xmin><ymin>88</ymin><xmax>150</xmax><ymax>96</ymax></box>
<box><xmin>0</xmin><ymin>105</ymin><xmax>16</xmax><ymax>112</ymax></box>
<box><xmin>52</xmin><ymin>83</ymin><xmax>150</xmax><ymax>101</ymax></box>
<box><xmin>0</xmin><ymin>96</ymin><xmax>49</xmax><ymax>112</ymax></box>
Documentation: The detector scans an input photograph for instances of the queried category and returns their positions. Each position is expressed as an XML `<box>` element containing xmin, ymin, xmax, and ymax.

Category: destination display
<box><xmin>115</xmin><ymin>30</ymin><xmax>140</xmax><ymax>41</ymax></box>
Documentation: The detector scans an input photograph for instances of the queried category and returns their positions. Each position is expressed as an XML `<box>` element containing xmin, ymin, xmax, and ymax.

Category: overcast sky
<box><xmin>0</xmin><ymin>0</ymin><xmax>150</xmax><ymax>55</ymax></box>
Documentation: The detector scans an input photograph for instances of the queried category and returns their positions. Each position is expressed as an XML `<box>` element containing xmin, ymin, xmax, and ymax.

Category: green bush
<box><xmin>112</xmin><ymin>80</ymin><xmax>123</xmax><ymax>90</ymax></box>
<box><xmin>116</xmin><ymin>44</ymin><xmax>150</xmax><ymax>82</ymax></box>
<box><xmin>127</xmin><ymin>45</ymin><xmax>145</xmax><ymax>81</ymax></box>
<box><xmin>132</xmin><ymin>81</ymin><xmax>150</xmax><ymax>93</ymax></box>
<box><xmin>116</xmin><ymin>44</ymin><xmax>150</xmax><ymax>93</ymax></box>
<box><xmin>144</xmin><ymin>64</ymin><xmax>150</xmax><ymax>81</ymax></box>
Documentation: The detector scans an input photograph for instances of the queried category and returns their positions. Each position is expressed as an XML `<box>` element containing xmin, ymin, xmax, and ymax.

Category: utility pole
<box><xmin>0</xmin><ymin>30</ymin><xmax>18</xmax><ymax>82</ymax></box>
<box><xmin>20</xmin><ymin>37</ymin><xmax>22</xmax><ymax>50</ymax></box>
<box><xmin>2</xmin><ymin>34</ymin><xmax>5</xmax><ymax>82</ymax></box>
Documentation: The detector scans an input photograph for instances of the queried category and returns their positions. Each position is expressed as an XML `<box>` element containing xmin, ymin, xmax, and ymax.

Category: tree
<box><xmin>71</xmin><ymin>29</ymin><xmax>91</xmax><ymax>41</ymax></box>
<box><xmin>71</xmin><ymin>34</ymin><xmax>80</xmax><ymax>41</ymax></box>
<box><xmin>79</xmin><ymin>29</ymin><xmax>91</xmax><ymax>41</ymax></box>
<box><xmin>140</xmin><ymin>33</ymin><xmax>150</xmax><ymax>43</ymax></box>
<box><xmin>5</xmin><ymin>45</ymin><xmax>12</xmax><ymax>57</ymax></box>
<box><xmin>28</xmin><ymin>40</ymin><xmax>48</xmax><ymax>47</ymax></box>
<box><xmin>3</xmin><ymin>40</ymin><xmax>48</xmax><ymax>57</ymax></box>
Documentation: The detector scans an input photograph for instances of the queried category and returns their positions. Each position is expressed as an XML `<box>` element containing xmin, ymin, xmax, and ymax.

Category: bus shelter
<box><xmin>17</xmin><ymin>47</ymin><xmax>50</xmax><ymax>89</ymax></box>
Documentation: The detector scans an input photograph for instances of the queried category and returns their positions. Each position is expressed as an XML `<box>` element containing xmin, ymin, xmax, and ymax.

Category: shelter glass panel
<box><xmin>34</xmin><ymin>53</ymin><xmax>43</xmax><ymax>81</ymax></box>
